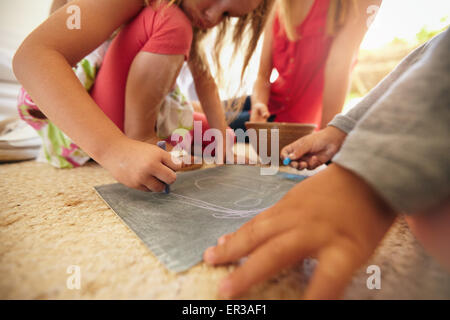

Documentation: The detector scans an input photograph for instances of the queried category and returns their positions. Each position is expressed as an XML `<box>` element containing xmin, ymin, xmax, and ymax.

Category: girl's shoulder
<box><xmin>136</xmin><ymin>1</ymin><xmax>193</xmax><ymax>60</ymax></box>
<box><xmin>143</xmin><ymin>0</ymin><xmax>192</xmax><ymax>29</ymax></box>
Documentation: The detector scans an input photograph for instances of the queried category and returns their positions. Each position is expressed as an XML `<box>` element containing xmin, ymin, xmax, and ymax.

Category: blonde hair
<box><xmin>143</xmin><ymin>0</ymin><xmax>274</xmax><ymax>79</ymax></box>
<box><xmin>143</xmin><ymin>0</ymin><xmax>275</xmax><ymax>119</ymax></box>
<box><xmin>278</xmin><ymin>0</ymin><xmax>357</xmax><ymax>41</ymax></box>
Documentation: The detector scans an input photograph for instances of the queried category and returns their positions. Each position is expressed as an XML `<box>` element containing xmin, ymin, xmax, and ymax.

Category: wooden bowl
<box><xmin>244</xmin><ymin>122</ymin><xmax>316</xmax><ymax>158</ymax></box>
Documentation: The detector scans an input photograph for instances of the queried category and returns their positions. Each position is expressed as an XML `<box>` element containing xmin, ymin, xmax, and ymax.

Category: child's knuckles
<box><xmin>282</xmin><ymin>145</ymin><xmax>294</xmax><ymax>156</ymax></box>
<box><xmin>135</xmin><ymin>185</ymin><xmax>149</xmax><ymax>192</ymax></box>
<box><xmin>128</xmin><ymin>180</ymin><xmax>144</xmax><ymax>191</ymax></box>
<box><xmin>144</xmin><ymin>161</ymin><xmax>158</xmax><ymax>173</ymax></box>
<box><xmin>167</xmin><ymin>155</ymin><xmax>182</xmax><ymax>170</ymax></box>
<box><xmin>291</xmin><ymin>145</ymin><xmax>306</xmax><ymax>159</ymax></box>
<box><xmin>173</xmin><ymin>162</ymin><xmax>183</xmax><ymax>171</ymax></box>
<box><xmin>240</xmin><ymin>220</ymin><xmax>262</xmax><ymax>247</ymax></box>
<box><xmin>144</xmin><ymin>178</ymin><xmax>164</xmax><ymax>192</ymax></box>
<box><xmin>318</xmin><ymin>153</ymin><xmax>331</xmax><ymax>163</ymax></box>
<box><xmin>307</xmin><ymin>159</ymin><xmax>318</xmax><ymax>170</ymax></box>
<box><xmin>122</xmin><ymin>175</ymin><xmax>141</xmax><ymax>189</ymax></box>
<box><xmin>135</xmin><ymin>170</ymin><xmax>151</xmax><ymax>184</ymax></box>
<box><xmin>290</xmin><ymin>161</ymin><xmax>299</xmax><ymax>169</ymax></box>
<box><xmin>150</xmin><ymin>183</ymin><xmax>165</xmax><ymax>193</ymax></box>
<box><xmin>167</xmin><ymin>172</ymin><xmax>177</xmax><ymax>185</ymax></box>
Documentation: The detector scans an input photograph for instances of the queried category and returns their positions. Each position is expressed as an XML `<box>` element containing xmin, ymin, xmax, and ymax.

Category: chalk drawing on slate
<box><xmin>95</xmin><ymin>165</ymin><xmax>307</xmax><ymax>272</ymax></box>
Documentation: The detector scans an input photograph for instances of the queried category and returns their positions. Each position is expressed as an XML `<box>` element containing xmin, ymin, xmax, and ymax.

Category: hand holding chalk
<box><xmin>157</xmin><ymin>141</ymin><xmax>171</xmax><ymax>194</ymax></box>
<box><xmin>280</xmin><ymin>126</ymin><xmax>347</xmax><ymax>170</ymax></box>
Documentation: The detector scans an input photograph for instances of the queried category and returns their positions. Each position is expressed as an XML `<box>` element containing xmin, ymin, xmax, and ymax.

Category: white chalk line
<box><xmin>154</xmin><ymin>193</ymin><xmax>269</xmax><ymax>219</ymax></box>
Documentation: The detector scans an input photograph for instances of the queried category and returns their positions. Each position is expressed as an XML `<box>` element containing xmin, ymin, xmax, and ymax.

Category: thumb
<box><xmin>281</xmin><ymin>137</ymin><xmax>312</xmax><ymax>160</ymax></box>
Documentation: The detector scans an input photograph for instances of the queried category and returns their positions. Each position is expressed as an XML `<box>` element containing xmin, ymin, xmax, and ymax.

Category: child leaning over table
<box><xmin>14</xmin><ymin>0</ymin><xmax>273</xmax><ymax>189</ymax></box>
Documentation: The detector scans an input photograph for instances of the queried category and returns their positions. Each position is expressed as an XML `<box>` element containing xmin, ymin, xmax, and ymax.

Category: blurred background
<box><xmin>0</xmin><ymin>0</ymin><xmax>449</xmax><ymax>121</ymax></box>
<box><xmin>345</xmin><ymin>0</ymin><xmax>449</xmax><ymax>111</ymax></box>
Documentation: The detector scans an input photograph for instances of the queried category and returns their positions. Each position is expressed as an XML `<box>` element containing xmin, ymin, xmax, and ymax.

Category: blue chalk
<box><xmin>283</xmin><ymin>157</ymin><xmax>291</xmax><ymax>166</ymax></box>
<box><xmin>279</xmin><ymin>172</ymin><xmax>307</xmax><ymax>182</ymax></box>
<box><xmin>157</xmin><ymin>141</ymin><xmax>171</xmax><ymax>194</ymax></box>
<box><xmin>157</xmin><ymin>141</ymin><xmax>166</xmax><ymax>150</ymax></box>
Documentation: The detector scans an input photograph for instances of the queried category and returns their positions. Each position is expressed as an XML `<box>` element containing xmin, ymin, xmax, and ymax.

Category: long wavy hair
<box><xmin>145</xmin><ymin>0</ymin><xmax>275</xmax><ymax>119</ymax></box>
<box><xmin>164</xmin><ymin>0</ymin><xmax>274</xmax><ymax>77</ymax></box>
<box><xmin>278</xmin><ymin>0</ymin><xmax>358</xmax><ymax>41</ymax></box>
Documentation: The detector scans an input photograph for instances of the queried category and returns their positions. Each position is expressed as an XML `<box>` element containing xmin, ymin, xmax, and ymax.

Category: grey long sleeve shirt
<box><xmin>328</xmin><ymin>28</ymin><xmax>450</xmax><ymax>214</ymax></box>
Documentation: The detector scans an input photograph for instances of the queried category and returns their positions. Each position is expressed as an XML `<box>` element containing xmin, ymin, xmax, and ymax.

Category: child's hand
<box><xmin>250</xmin><ymin>103</ymin><xmax>270</xmax><ymax>123</ymax></box>
<box><xmin>281</xmin><ymin>126</ymin><xmax>347</xmax><ymax>170</ymax></box>
<box><xmin>204</xmin><ymin>164</ymin><xmax>396</xmax><ymax>299</ymax></box>
<box><xmin>102</xmin><ymin>137</ymin><xmax>181</xmax><ymax>192</ymax></box>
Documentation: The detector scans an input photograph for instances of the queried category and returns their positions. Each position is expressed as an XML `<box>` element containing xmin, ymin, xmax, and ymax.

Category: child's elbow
<box><xmin>13</xmin><ymin>35</ymin><xmax>41</xmax><ymax>83</ymax></box>
<box><xmin>12</xmin><ymin>44</ymin><xmax>29</xmax><ymax>83</ymax></box>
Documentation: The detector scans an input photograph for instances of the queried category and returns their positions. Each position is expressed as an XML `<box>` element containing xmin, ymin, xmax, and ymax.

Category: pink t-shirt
<box><xmin>90</xmin><ymin>3</ymin><xmax>193</xmax><ymax>131</ymax></box>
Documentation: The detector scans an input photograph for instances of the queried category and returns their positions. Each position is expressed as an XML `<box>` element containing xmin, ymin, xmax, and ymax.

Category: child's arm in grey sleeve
<box><xmin>328</xmin><ymin>39</ymin><xmax>434</xmax><ymax>134</ymax></box>
<box><xmin>332</xmin><ymin>29</ymin><xmax>450</xmax><ymax>214</ymax></box>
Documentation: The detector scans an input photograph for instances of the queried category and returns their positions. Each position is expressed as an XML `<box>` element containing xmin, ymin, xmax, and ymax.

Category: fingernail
<box><xmin>219</xmin><ymin>278</ymin><xmax>233</xmax><ymax>298</ymax></box>
<box><xmin>218</xmin><ymin>236</ymin><xmax>227</xmax><ymax>245</ymax></box>
<box><xmin>204</xmin><ymin>246</ymin><xmax>216</xmax><ymax>263</ymax></box>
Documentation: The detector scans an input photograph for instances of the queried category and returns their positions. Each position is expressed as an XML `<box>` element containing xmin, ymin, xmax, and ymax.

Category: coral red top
<box><xmin>269</xmin><ymin>0</ymin><xmax>333</xmax><ymax>127</ymax></box>
<box><xmin>90</xmin><ymin>3</ymin><xmax>193</xmax><ymax>131</ymax></box>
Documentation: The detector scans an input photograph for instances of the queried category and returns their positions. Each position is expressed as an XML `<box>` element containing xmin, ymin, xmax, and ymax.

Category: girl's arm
<box><xmin>320</xmin><ymin>0</ymin><xmax>382</xmax><ymax>129</ymax></box>
<box><xmin>250</xmin><ymin>6</ymin><xmax>276</xmax><ymax>122</ymax></box>
<box><xmin>188</xmin><ymin>61</ymin><xmax>229</xmax><ymax>158</ymax></box>
<box><xmin>50</xmin><ymin>0</ymin><xmax>68</xmax><ymax>14</ymax></box>
<box><xmin>13</xmin><ymin>0</ymin><xmax>179</xmax><ymax>191</ymax></box>
<box><xmin>125</xmin><ymin>52</ymin><xmax>185</xmax><ymax>143</ymax></box>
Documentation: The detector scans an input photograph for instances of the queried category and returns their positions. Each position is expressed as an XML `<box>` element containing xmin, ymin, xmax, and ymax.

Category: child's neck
<box><xmin>290</xmin><ymin>0</ymin><xmax>315</xmax><ymax>27</ymax></box>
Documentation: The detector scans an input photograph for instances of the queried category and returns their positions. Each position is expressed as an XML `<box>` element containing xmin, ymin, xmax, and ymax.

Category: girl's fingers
<box><xmin>204</xmin><ymin>209</ymin><xmax>285</xmax><ymax>265</ymax></box>
<box><xmin>281</xmin><ymin>138</ymin><xmax>311</xmax><ymax>161</ymax></box>
<box><xmin>299</xmin><ymin>161</ymin><xmax>308</xmax><ymax>170</ymax></box>
<box><xmin>135</xmin><ymin>184</ymin><xmax>151</xmax><ymax>192</ymax></box>
<box><xmin>307</xmin><ymin>156</ymin><xmax>321</xmax><ymax>170</ymax></box>
<box><xmin>162</xmin><ymin>151</ymin><xmax>182</xmax><ymax>172</ymax></box>
<box><xmin>281</xmin><ymin>145</ymin><xmax>294</xmax><ymax>159</ymax></box>
<box><xmin>152</xmin><ymin>163</ymin><xmax>177</xmax><ymax>185</ymax></box>
<box><xmin>289</xmin><ymin>161</ymin><xmax>299</xmax><ymax>169</ymax></box>
<box><xmin>303</xmin><ymin>246</ymin><xmax>358</xmax><ymax>300</ymax></box>
<box><xmin>142</xmin><ymin>176</ymin><xmax>166</xmax><ymax>193</ymax></box>
<box><xmin>218</xmin><ymin>230</ymin><xmax>311</xmax><ymax>299</ymax></box>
